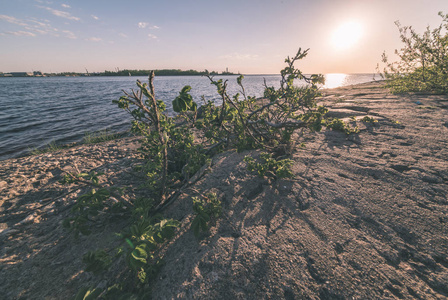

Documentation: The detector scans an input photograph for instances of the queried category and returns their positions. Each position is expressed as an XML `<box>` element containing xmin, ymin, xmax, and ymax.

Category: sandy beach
<box><xmin>1</xmin><ymin>81</ymin><xmax>447</xmax><ymax>299</ymax></box>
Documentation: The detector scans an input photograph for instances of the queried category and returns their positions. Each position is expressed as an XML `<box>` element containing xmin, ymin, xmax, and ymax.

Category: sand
<box><xmin>1</xmin><ymin>81</ymin><xmax>447</xmax><ymax>299</ymax></box>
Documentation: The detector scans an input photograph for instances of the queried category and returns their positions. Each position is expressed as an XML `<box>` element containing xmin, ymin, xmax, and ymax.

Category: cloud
<box><xmin>138</xmin><ymin>23</ymin><xmax>160</xmax><ymax>30</ymax></box>
<box><xmin>39</xmin><ymin>6</ymin><xmax>80</xmax><ymax>21</ymax></box>
<box><xmin>0</xmin><ymin>15</ymin><xmax>28</xmax><ymax>26</ymax></box>
<box><xmin>87</xmin><ymin>37</ymin><xmax>102</xmax><ymax>42</ymax></box>
<box><xmin>148</xmin><ymin>34</ymin><xmax>157</xmax><ymax>39</ymax></box>
<box><xmin>118</xmin><ymin>33</ymin><xmax>128</xmax><ymax>38</ymax></box>
<box><xmin>62</xmin><ymin>30</ymin><xmax>77</xmax><ymax>39</ymax></box>
<box><xmin>138</xmin><ymin>22</ymin><xmax>148</xmax><ymax>28</ymax></box>
<box><xmin>0</xmin><ymin>13</ymin><xmax>78</xmax><ymax>39</ymax></box>
<box><xmin>4</xmin><ymin>31</ymin><xmax>36</xmax><ymax>36</ymax></box>
<box><xmin>219</xmin><ymin>53</ymin><xmax>259</xmax><ymax>60</ymax></box>
<box><xmin>27</xmin><ymin>27</ymin><xmax>48</xmax><ymax>34</ymax></box>
<box><xmin>61</xmin><ymin>4</ymin><xmax>70</xmax><ymax>8</ymax></box>
<box><xmin>91</xmin><ymin>15</ymin><xmax>99</xmax><ymax>20</ymax></box>
<box><xmin>29</xmin><ymin>19</ymin><xmax>51</xmax><ymax>27</ymax></box>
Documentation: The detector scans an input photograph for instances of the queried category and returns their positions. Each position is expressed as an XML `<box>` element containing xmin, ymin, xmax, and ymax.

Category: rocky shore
<box><xmin>1</xmin><ymin>81</ymin><xmax>448</xmax><ymax>299</ymax></box>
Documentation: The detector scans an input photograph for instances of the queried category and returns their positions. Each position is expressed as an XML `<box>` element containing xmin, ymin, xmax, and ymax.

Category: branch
<box><xmin>248</xmin><ymin>119</ymin><xmax>306</xmax><ymax>129</ymax></box>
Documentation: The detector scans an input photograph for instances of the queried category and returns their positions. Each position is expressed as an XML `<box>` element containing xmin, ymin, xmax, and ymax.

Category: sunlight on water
<box><xmin>323</xmin><ymin>73</ymin><xmax>348</xmax><ymax>89</ymax></box>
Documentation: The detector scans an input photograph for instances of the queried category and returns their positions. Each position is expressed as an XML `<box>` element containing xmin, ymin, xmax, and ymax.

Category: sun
<box><xmin>331</xmin><ymin>21</ymin><xmax>363</xmax><ymax>50</ymax></box>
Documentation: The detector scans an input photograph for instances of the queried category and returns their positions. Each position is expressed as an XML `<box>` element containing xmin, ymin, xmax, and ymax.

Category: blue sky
<box><xmin>1</xmin><ymin>0</ymin><xmax>448</xmax><ymax>74</ymax></box>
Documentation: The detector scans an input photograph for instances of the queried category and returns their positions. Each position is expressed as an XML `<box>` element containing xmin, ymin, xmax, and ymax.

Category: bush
<box><xmin>65</xmin><ymin>48</ymin><xmax>329</xmax><ymax>298</ymax></box>
<box><xmin>381</xmin><ymin>12</ymin><xmax>448</xmax><ymax>94</ymax></box>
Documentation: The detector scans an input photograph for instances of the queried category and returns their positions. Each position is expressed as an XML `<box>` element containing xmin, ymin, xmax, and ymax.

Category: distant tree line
<box><xmin>105</xmin><ymin>69</ymin><xmax>236</xmax><ymax>76</ymax></box>
<box><xmin>46</xmin><ymin>69</ymin><xmax>236</xmax><ymax>77</ymax></box>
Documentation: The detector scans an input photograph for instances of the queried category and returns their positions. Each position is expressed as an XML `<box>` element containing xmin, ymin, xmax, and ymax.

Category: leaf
<box><xmin>131</xmin><ymin>244</ymin><xmax>148</xmax><ymax>264</ymax></box>
<box><xmin>181</xmin><ymin>85</ymin><xmax>192</xmax><ymax>93</ymax></box>
<box><xmin>173</xmin><ymin>86</ymin><xmax>197</xmax><ymax>112</ymax></box>
<box><xmin>172</xmin><ymin>96</ymin><xmax>187</xmax><ymax>112</ymax></box>
<box><xmin>199</xmin><ymin>217</ymin><xmax>208</xmax><ymax>231</ymax></box>
<box><xmin>125</xmin><ymin>238</ymin><xmax>134</xmax><ymax>249</ymax></box>
<box><xmin>74</xmin><ymin>287</ymin><xmax>103</xmax><ymax>300</ymax></box>
<box><xmin>191</xmin><ymin>217</ymin><xmax>201</xmax><ymax>237</ymax></box>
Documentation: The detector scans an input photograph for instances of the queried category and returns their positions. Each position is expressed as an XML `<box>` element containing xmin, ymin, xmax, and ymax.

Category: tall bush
<box><xmin>382</xmin><ymin>12</ymin><xmax>448</xmax><ymax>94</ymax></box>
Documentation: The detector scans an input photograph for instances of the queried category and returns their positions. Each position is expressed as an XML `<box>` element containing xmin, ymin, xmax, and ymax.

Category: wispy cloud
<box><xmin>28</xmin><ymin>19</ymin><xmax>51</xmax><ymax>27</ymax></box>
<box><xmin>87</xmin><ymin>37</ymin><xmax>102</xmax><ymax>42</ymax></box>
<box><xmin>39</xmin><ymin>6</ymin><xmax>80</xmax><ymax>21</ymax></box>
<box><xmin>0</xmin><ymin>15</ymin><xmax>28</xmax><ymax>26</ymax></box>
<box><xmin>91</xmin><ymin>15</ymin><xmax>99</xmax><ymax>20</ymax></box>
<box><xmin>138</xmin><ymin>22</ymin><xmax>148</xmax><ymax>29</ymax></box>
<box><xmin>219</xmin><ymin>53</ymin><xmax>259</xmax><ymax>60</ymax></box>
<box><xmin>62</xmin><ymin>30</ymin><xmax>77</xmax><ymax>39</ymax></box>
<box><xmin>118</xmin><ymin>33</ymin><xmax>128</xmax><ymax>38</ymax></box>
<box><xmin>138</xmin><ymin>22</ymin><xmax>160</xmax><ymax>30</ymax></box>
<box><xmin>61</xmin><ymin>4</ymin><xmax>70</xmax><ymax>8</ymax></box>
<box><xmin>0</xmin><ymin>13</ymin><xmax>79</xmax><ymax>39</ymax></box>
<box><xmin>148</xmin><ymin>34</ymin><xmax>158</xmax><ymax>39</ymax></box>
<box><xmin>4</xmin><ymin>31</ymin><xmax>36</xmax><ymax>37</ymax></box>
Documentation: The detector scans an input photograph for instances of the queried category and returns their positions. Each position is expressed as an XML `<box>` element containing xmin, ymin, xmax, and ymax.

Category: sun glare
<box><xmin>331</xmin><ymin>21</ymin><xmax>363</xmax><ymax>50</ymax></box>
<box><xmin>324</xmin><ymin>73</ymin><xmax>348</xmax><ymax>89</ymax></box>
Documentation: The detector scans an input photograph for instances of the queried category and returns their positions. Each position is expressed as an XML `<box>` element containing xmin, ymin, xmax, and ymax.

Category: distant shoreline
<box><xmin>0</xmin><ymin>72</ymin><xmax>377</xmax><ymax>78</ymax></box>
<box><xmin>0</xmin><ymin>69</ymin><xmax>237</xmax><ymax>78</ymax></box>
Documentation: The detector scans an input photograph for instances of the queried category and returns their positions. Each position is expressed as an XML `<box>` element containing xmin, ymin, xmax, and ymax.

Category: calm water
<box><xmin>0</xmin><ymin>73</ymin><xmax>378</xmax><ymax>161</ymax></box>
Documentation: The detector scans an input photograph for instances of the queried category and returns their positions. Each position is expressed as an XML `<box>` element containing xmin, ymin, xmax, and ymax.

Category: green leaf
<box><xmin>191</xmin><ymin>217</ymin><xmax>201</xmax><ymax>237</ymax></box>
<box><xmin>131</xmin><ymin>244</ymin><xmax>148</xmax><ymax>264</ymax></box>
<box><xmin>237</xmin><ymin>75</ymin><xmax>244</xmax><ymax>86</ymax></box>
<box><xmin>181</xmin><ymin>85</ymin><xmax>192</xmax><ymax>93</ymax></box>
<box><xmin>125</xmin><ymin>238</ymin><xmax>134</xmax><ymax>249</ymax></box>
<box><xmin>74</xmin><ymin>287</ymin><xmax>103</xmax><ymax>300</ymax></box>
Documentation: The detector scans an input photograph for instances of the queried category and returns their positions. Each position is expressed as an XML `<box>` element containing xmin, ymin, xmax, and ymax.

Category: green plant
<box><xmin>114</xmin><ymin>72</ymin><xmax>208</xmax><ymax>205</ymax></box>
<box><xmin>65</xmin><ymin>48</ymin><xmax>333</xmax><ymax>297</ymax></box>
<box><xmin>29</xmin><ymin>140</ymin><xmax>63</xmax><ymax>155</ymax></box>
<box><xmin>381</xmin><ymin>12</ymin><xmax>448</xmax><ymax>94</ymax></box>
<box><xmin>61</xmin><ymin>171</ymin><xmax>128</xmax><ymax>238</ymax></box>
<box><xmin>324</xmin><ymin>118</ymin><xmax>360</xmax><ymax>135</ymax></box>
<box><xmin>244</xmin><ymin>152</ymin><xmax>294</xmax><ymax>179</ymax></box>
<box><xmin>361</xmin><ymin>116</ymin><xmax>378</xmax><ymax>123</ymax></box>
<box><xmin>118</xmin><ymin>218</ymin><xmax>180</xmax><ymax>283</ymax></box>
<box><xmin>198</xmin><ymin>48</ymin><xmax>327</xmax><ymax>154</ymax></box>
<box><xmin>191</xmin><ymin>193</ymin><xmax>222</xmax><ymax>238</ymax></box>
<box><xmin>82</xmin><ymin>250</ymin><xmax>112</xmax><ymax>275</ymax></box>
<box><xmin>83</xmin><ymin>130</ymin><xmax>120</xmax><ymax>144</ymax></box>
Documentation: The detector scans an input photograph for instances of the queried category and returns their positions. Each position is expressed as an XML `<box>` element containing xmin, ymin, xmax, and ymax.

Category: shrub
<box><xmin>65</xmin><ymin>48</ymin><xmax>329</xmax><ymax>298</ymax></box>
<box><xmin>381</xmin><ymin>12</ymin><xmax>448</xmax><ymax>94</ymax></box>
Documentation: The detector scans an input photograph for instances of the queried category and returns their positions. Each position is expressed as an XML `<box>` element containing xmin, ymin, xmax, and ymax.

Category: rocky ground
<box><xmin>1</xmin><ymin>81</ymin><xmax>448</xmax><ymax>299</ymax></box>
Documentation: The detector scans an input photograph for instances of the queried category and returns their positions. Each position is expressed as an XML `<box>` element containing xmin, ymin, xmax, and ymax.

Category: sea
<box><xmin>0</xmin><ymin>73</ymin><xmax>379</xmax><ymax>161</ymax></box>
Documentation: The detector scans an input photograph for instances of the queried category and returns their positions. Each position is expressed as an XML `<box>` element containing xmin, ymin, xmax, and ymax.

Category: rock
<box><xmin>15</xmin><ymin>213</ymin><xmax>37</xmax><ymax>226</ymax></box>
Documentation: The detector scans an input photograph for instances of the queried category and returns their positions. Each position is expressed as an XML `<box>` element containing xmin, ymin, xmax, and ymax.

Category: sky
<box><xmin>1</xmin><ymin>0</ymin><xmax>448</xmax><ymax>74</ymax></box>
